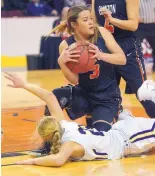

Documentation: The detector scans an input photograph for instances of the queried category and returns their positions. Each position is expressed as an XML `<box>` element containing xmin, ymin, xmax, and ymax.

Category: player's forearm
<box><xmin>100</xmin><ymin>52</ymin><xmax>126</xmax><ymax>65</ymax></box>
<box><xmin>23</xmin><ymin>83</ymin><xmax>51</xmax><ymax>102</ymax></box>
<box><xmin>33</xmin><ymin>154</ymin><xmax>65</xmax><ymax>167</ymax></box>
<box><xmin>23</xmin><ymin>83</ymin><xmax>61</xmax><ymax>115</ymax></box>
<box><xmin>58</xmin><ymin>61</ymin><xmax>79</xmax><ymax>85</ymax></box>
<box><xmin>110</xmin><ymin>18</ymin><xmax>138</xmax><ymax>31</ymax></box>
<box><xmin>17</xmin><ymin>154</ymin><xmax>65</xmax><ymax>167</ymax></box>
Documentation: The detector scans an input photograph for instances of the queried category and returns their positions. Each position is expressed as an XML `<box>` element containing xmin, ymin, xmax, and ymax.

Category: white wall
<box><xmin>1</xmin><ymin>17</ymin><xmax>58</xmax><ymax>56</ymax></box>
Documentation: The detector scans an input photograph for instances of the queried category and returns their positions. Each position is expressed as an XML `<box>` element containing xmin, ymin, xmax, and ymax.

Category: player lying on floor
<box><xmin>4</xmin><ymin>72</ymin><xmax>155</xmax><ymax>167</ymax></box>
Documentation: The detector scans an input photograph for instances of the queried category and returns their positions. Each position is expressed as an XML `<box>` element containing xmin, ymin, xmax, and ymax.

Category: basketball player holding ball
<box><xmin>92</xmin><ymin>0</ymin><xmax>155</xmax><ymax>118</ymax></box>
<box><xmin>44</xmin><ymin>5</ymin><xmax>126</xmax><ymax>133</ymax></box>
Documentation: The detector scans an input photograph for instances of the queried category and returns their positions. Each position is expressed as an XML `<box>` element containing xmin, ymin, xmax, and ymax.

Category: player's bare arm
<box><xmin>4</xmin><ymin>72</ymin><xmax>64</xmax><ymax>121</ymax></box>
<box><xmin>103</xmin><ymin>0</ymin><xmax>139</xmax><ymax>31</ymax></box>
<box><xmin>88</xmin><ymin>27</ymin><xmax>126</xmax><ymax>65</ymax></box>
<box><xmin>92</xmin><ymin>0</ymin><xmax>139</xmax><ymax>31</ymax></box>
<box><xmin>58</xmin><ymin>40</ymin><xmax>79</xmax><ymax>85</ymax></box>
<box><xmin>16</xmin><ymin>142</ymin><xmax>81</xmax><ymax>167</ymax></box>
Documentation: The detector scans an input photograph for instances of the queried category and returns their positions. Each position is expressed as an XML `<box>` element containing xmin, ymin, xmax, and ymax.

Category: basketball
<box><xmin>67</xmin><ymin>42</ymin><xmax>96</xmax><ymax>74</ymax></box>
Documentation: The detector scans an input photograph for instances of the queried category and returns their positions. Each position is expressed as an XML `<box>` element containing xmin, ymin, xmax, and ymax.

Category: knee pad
<box><xmin>53</xmin><ymin>85</ymin><xmax>73</xmax><ymax>109</ymax></box>
<box><xmin>44</xmin><ymin>85</ymin><xmax>73</xmax><ymax>116</ymax></box>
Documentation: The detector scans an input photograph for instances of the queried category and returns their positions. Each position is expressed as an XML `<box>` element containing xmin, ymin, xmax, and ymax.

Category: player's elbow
<box><xmin>54</xmin><ymin>154</ymin><xmax>67</xmax><ymax>167</ymax></box>
<box><xmin>66</xmin><ymin>75</ymin><xmax>79</xmax><ymax>85</ymax></box>
<box><xmin>72</xmin><ymin>78</ymin><xmax>79</xmax><ymax>85</ymax></box>
<box><xmin>120</xmin><ymin>53</ymin><xmax>126</xmax><ymax>65</ymax></box>
<box><xmin>54</xmin><ymin>160</ymin><xmax>65</xmax><ymax>167</ymax></box>
<box><xmin>130</xmin><ymin>21</ymin><xmax>139</xmax><ymax>31</ymax></box>
<box><xmin>130</xmin><ymin>25</ymin><xmax>138</xmax><ymax>32</ymax></box>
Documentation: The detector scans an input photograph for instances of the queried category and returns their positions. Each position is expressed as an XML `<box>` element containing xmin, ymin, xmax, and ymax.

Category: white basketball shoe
<box><xmin>137</xmin><ymin>80</ymin><xmax>155</xmax><ymax>103</ymax></box>
<box><xmin>118</xmin><ymin>109</ymin><xmax>134</xmax><ymax>121</ymax></box>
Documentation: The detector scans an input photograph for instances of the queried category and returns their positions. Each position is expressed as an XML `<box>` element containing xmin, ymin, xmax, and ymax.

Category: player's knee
<box><xmin>52</xmin><ymin>88</ymin><xmax>61</xmax><ymax>99</ymax></box>
<box><xmin>52</xmin><ymin>87</ymin><xmax>72</xmax><ymax>109</ymax></box>
<box><xmin>93</xmin><ymin>121</ymin><xmax>111</xmax><ymax>132</ymax></box>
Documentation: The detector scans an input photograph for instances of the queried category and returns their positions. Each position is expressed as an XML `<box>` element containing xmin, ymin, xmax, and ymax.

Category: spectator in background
<box><xmin>46</xmin><ymin>0</ymin><xmax>90</xmax><ymax>14</ymax></box>
<box><xmin>45</xmin><ymin>0</ymin><xmax>64</xmax><ymax>15</ymax></box>
<box><xmin>85</xmin><ymin>0</ymin><xmax>91</xmax><ymax>4</ymax></box>
<box><xmin>64</xmin><ymin>0</ymin><xmax>86</xmax><ymax>7</ymax></box>
<box><xmin>137</xmin><ymin>0</ymin><xmax>155</xmax><ymax>73</ymax></box>
<box><xmin>52</xmin><ymin>7</ymin><xmax>70</xmax><ymax>39</ymax></box>
<box><xmin>53</xmin><ymin>7</ymin><xmax>69</xmax><ymax>28</ymax></box>
<box><xmin>26</xmin><ymin>0</ymin><xmax>58</xmax><ymax>16</ymax></box>
<box><xmin>2</xmin><ymin>0</ymin><xmax>28</xmax><ymax>10</ymax></box>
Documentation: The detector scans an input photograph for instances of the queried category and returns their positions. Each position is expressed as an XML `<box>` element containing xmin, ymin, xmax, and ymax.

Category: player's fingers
<box><xmin>65</xmin><ymin>47</ymin><xmax>69</xmax><ymax>51</ymax></box>
<box><xmin>69</xmin><ymin>54</ymin><xmax>80</xmax><ymax>58</ymax></box>
<box><xmin>91</xmin><ymin>55</ymin><xmax>97</xmax><ymax>59</ymax></box>
<box><xmin>7</xmin><ymin>84</ymin><xmax>15</xmax><ymax>88</ymax></box>
<box><xmin>68</xmin><ymin>58</ymin><xmax>78</xmax><ymax>62</ymax></box>
<box><xmin>103</xmin><ymin>11</ymin><xmax>111</xmax><ymax>16</ymax></box>
<box><xmin>100</xmin><ymin>7</ymin><xmax>107</xmax><ymax>12</ymax></box>
<box><xmin>16</xmin><ymin>161</ymin><xmax>26</xmax><ymax>165</ymax></box>
<box><xmin>89</xmin><ymin>44</ymin><xmax>97</xmax><ymax>50</ymax></box>
<box><xmin>69</xmin><ymin>50</ymin><xmax>81</xmax><ymax>55</ymax></box>
<box><xmin>4</xmin><ymin>72</ymin><xmax>14</xmax><ymax>77</ymax></box>
<box><xmin>103</xmin><ymin>12</ymin><xmax>108</xmax><ymax>15</ymax></box>
<box><xmin>89</xmin><ymin>43</ymin><xmax>96</xmax><ymax>47</ymax></box>
<box><xmin>69</xmin><ymin>44</ymin><xmax>78</xmax><ymax>51</ymax></box>
<box><xmin>103</xmin><ymin>13</ymin><xmax>108</xmax><ymax>18</ymax></box>
<box><xmin>89</xmin><ymin>49</ymin><xmax>96</xmax><ymax>53</ymax></box>
<box><xmin>4</xmin><ymin>75</ymin><xmax>13</xmax><ymax>81</ymax></box>
<box><xmin>101</xmin><ymin>8</ymin><xmax>111</xmax><ymax>14</ymax></box>
<box><xmin>5</xmin><ymin>72</ymin><xmax>16</xmax><ymax>77</ymax></box>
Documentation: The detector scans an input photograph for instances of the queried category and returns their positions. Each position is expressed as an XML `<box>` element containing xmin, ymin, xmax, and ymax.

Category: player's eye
<box><xmin>83</xmin><ymin>18</ymin><xmax>88</xmax><ymax>22</ymax></box>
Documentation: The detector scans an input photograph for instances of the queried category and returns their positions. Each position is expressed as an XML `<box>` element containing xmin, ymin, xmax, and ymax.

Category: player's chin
<box><xmin>88</xmin><ymin>29</ymin><xmax>94</xmax><ymax>35</ymax></box>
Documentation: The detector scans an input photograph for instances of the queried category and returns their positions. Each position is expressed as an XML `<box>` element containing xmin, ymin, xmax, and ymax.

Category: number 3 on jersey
<box><xmin>104</xmin><ymin>14</ymin><xmax>114</xmax><ymax>33</ymax></box>
<box><xmin>90</xmin><ymin>64</ymin><xmax>100</xmax><ymax>79</ymax></box>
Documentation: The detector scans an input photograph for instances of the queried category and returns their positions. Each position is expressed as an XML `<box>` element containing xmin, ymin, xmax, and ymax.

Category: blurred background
<box><xmin>1</xmin><ymin>0</ymin><xmax>155</xmax><ymax>78</ymax></box>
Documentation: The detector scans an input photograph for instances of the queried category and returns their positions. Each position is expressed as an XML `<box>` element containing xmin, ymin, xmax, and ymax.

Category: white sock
<box><xmin>152</xmin><ymin>92</ymin><xmax>155</xmax><ymax>103</ymax></box>
<box><xmin>118</xmin><ymin>110</ymin><xmax>134</xmax><ymax>121</ymax></box>
<box><xmin>144</xmin><ymin>89</ymin><xmax>155</xmax><ymax>103</ymax></box>
<box><xmin>138</xmin><ymin>80</ymin><xmax>155</xmax><ymax>103</ymax></box>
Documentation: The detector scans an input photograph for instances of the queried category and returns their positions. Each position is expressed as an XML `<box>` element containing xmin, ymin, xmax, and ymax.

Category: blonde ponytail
<box><xmin>37</xmin><ymin>116</ymin><xmax>62</xmax><ymax>154</ymax></box>
<box><xmin>51</xmin><ymin>131</ymin><xmax>61</xmax><ymax>154</ymax></box>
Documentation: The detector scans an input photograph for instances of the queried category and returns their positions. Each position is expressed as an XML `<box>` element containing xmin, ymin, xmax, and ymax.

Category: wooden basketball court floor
<box><xmin>1</xmin><ymin>70</ymin><xmax>155</xmax><ymax>176</ymax></box>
